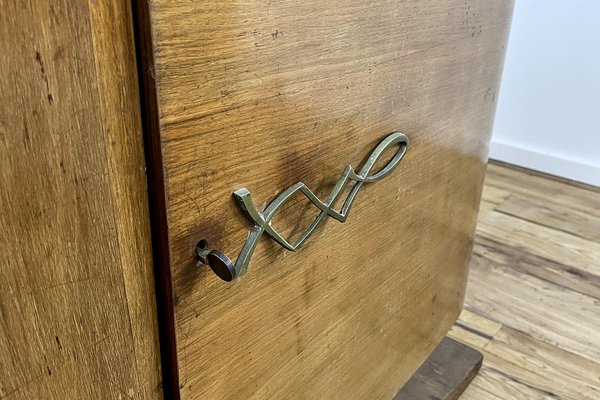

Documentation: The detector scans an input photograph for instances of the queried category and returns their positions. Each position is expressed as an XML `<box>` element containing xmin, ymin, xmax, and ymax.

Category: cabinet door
<box><xmin>135</xmin><ymin>0</ymin><xmax>513</xmax><ymax>398</ymax></box>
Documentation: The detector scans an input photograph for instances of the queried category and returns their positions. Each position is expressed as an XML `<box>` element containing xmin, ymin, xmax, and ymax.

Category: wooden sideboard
<box><xmin>0</xmin><ymin>1</ymin><xmax>513</xmax><ymax>398</ymax></box>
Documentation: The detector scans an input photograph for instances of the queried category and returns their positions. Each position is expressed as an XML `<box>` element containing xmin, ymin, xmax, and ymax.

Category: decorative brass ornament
<box><xmin>196</xmin><ymin>132</ymin><xmax>409</xmax><ymax>281</ymax></box>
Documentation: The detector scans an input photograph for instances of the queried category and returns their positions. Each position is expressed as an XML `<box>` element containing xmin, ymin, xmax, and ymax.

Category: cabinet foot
<box><xmin>394</xmin><ymin>337</ymin><xmax>482</xmax><ymax>400</ymax></box>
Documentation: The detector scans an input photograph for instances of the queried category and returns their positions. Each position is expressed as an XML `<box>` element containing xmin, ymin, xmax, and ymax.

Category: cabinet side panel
<box><xmin>0</xmin><ymin>1</ymin><xmax>161</xmax><ymax>398</ymax></box>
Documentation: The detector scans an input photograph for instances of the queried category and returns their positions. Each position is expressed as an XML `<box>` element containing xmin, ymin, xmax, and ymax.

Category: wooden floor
<box><xmin>450</xmin><ymin>162</ymin><xmax>600</xmax><ymax>400</ymax></box>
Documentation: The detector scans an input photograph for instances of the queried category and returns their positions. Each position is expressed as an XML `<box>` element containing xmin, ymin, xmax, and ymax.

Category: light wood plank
<box><xmin>485</xmin><ymin>163</ymin><xmax>600</xmax><ymax>218</ymax></box>
<box><xmin>458</xmin><ymin>324</ymin><xmax>600</xmax><ymax>400</ymax></box>
<box><xmin>477</xmin><ymin>210</ymin><xmax>600</xmax><ymax>278</ymax></box>
<box><xmin>474</xmin><ymin>235</ymin><xmax>600</xmax><ymax>299</ymax></box>
<box><xmin>466</xmin><ymin>246</ymin><xmax>600</xmax><ymax>363</ymax></box>
<box><xmin>481</xmin><ymin>326</ymin><xmax>600</xmax><ymax>400</ymax></box>
<box><xmin>497</xmin><ymin>193</ymin><xmax>600</xmax><ymax>241</ymax></box>
<box><xmin>449</xmin><ymin>309</ymin><xmax>502</xmax><ymax>350</ymax></box>
<box><xmin>478</xmin><ymin>184</ymin><xmax>512</xmax><ymax>213</ymax></box>
<box><xmin>459</xmin><ymin>163</ymin><xmax>600</xmax><ymax>399</ymax></box>
<box><xmin>460</xmin><ymin>366</ymin><xmax>557</xmax><ymax>400</ymax></box>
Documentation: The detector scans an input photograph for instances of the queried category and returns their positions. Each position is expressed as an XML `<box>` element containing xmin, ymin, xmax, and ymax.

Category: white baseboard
<box><xmin>489</xmin><ymin>140</ymin><xmax>600</xmax><ymax>187</ymax></box>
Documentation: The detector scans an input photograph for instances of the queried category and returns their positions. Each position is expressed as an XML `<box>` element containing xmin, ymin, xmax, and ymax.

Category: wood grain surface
<box><xmin>0</xmin><ymin>1</ymin><xmax>161</xmax><ymax>398</ymax></box>
<box><xmin>137</xmin><ymin>1</ymin><xmax>514</xmax><ymax>398</ymax></box>
<box><xmin>451</xmin><ymin>163</ymin><xmax>600</xmax><ymax>400</ymax></box>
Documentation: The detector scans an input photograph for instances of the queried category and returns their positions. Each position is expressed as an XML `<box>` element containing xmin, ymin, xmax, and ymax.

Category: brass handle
<box><xmin>196</xmin><ymin>132</ymin><xmax>409</xmax><ymax>281</ymax></box>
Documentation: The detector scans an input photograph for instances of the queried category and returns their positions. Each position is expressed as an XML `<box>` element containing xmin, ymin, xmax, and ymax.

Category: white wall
<box><xmin>490</xmin><ymin>0</ymin><xmax>600</xmax><ymax>186</ymax></box>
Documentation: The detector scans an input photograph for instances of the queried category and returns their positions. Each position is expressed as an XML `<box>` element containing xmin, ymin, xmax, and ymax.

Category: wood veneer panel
<box><xmin>136</xmin><ymin>0</ymin><xmax>514</xmax><ymax>398</ymax></box>
<box><xmin>0</xmin><ymin>1</ymin><xmax>161</xmax><ymax>398</ymax></box>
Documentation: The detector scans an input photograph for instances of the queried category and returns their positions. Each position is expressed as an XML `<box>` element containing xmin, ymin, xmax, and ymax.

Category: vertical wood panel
<box><xmin>137</xmin><ymin>0</ymin><xmax>514</xmax><ymax>398</ymax></box>
<box><xmin>0</xmin><ymin>1</ymin><xmax>161</xmax><ymax>398</ymax></box>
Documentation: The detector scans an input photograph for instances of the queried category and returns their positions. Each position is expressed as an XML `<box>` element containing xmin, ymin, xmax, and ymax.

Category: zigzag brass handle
<box><xmin>196</xmin><ymin>132</ymin><xmax>409</xmax><ymax>281</ymax></box>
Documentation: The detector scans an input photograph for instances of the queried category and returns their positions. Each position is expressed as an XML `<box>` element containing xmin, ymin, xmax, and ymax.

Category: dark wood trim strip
<box><xmin>130</xmin><ymin>1</ymin><xmax>180</xmax><ymax>398</ymax></box>
<box><xmin>394</xmin><ymin>337</ymin><xmax>483</xmax><ymax>400</ymax></box>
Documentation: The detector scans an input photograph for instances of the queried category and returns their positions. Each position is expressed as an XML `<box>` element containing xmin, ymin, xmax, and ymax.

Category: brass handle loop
<box><xmin>196</xmin><ymin>132</ymin><xmax>409</xmax><ymax>281</ymax></box>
